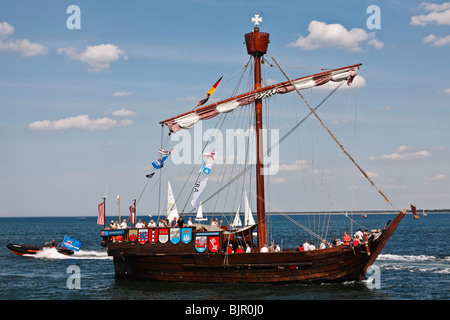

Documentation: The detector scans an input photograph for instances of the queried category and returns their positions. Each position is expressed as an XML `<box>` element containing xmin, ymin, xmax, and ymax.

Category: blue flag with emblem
<box><xmin>61</xmin><ymin>235</ymin><xmax>81</xmax><ymax>251</ymax></box>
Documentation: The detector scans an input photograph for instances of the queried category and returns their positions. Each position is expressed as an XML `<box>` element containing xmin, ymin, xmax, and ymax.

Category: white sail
<box><xmin>195</xmin><ymin>202</ymin><xmax>207</xmax><ymax>221</ymax></box>
<box><xmin>231</xmin><ymin>204</ymin><xmax>242</xmax><ymax>228</ymax></box>
<box><xmin>167</xmin><ymin>180</ymin><xmax>179</xmax><ymax>221</ymax></box>
<box><xmin>244</xmin><ymin>190</ymin><xmax>255</xmax><ymax>226</ymax></box>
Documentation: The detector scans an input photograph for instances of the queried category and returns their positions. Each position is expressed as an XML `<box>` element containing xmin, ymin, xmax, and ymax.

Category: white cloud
<box><xmin>0</xmin><ymin>21</ymin><xmax>14</xmax><ymax>36</ymax></box>
<box><xmin>112</xmin><ymin>91</ymin><xmax>131</xmax><ymax>97</ymax></box>
<box><xmin>413</xmin><ymin>10</ymin><xmax>450</xmax><ymax>25</ymax></box>
<box><xmin>29</xmin><ymin>115</ymin><xmax>133</xmax><ymax>131</ymax></box>
<box><xmin>111</xmin><ymin>109</ymin><xmax>137</xmax><ymax>117</ymax></box>
<box><xmin>0</xmin><ymin>21</ymin><xmax>46</xmax><ymax>57</ymax></box>
<box><xmin>0</xmin><ymin>38</ymin><xmax>47</xmax><ymax>57</ymax></box>
<box><xmin>287</xmin><ymin>20</ymin><xmax>383</xmax><ymax>52</ymax></box>
<box><xmin>419</xmin><ymin>2</ymin><xmax>450</xmax><ymax>12</ymax></box>
<box><xmin>368</xmin><ymin>147</ymin><xmax>431</xmax><ymax>161</ymax></box>
<box><xmin>423</xmin><ymin>33</ymin><xmax>450</xmax><ymax>46</ymax></box>
<box><xmin>278</xmin><ymin>160</ymin><xmax>308</xmax><ymax>172</ymax></box>
<box><xmin>57</xmin><ymin>44</ymin><xmax>128</xmax><ymax>72</ymax></box>
<box><xmin>424</xmin><ymin>173</ymin><xmax>445</xmax><ymax>184</ymax></box>
<box><xmin>444</xmin><ymin>88</ymin><xmax>450</xmax><ymax>95</ymax></box>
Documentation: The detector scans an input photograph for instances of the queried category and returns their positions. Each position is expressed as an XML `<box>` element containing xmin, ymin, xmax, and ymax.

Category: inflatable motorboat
<box><xmin>7</xmin><ymin>242</ymin><xmax>75</xmax><ymax>256</ymax></box>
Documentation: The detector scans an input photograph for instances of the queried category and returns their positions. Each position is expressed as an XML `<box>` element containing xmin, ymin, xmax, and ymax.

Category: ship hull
<box><xmin>103</xmin><ymin>210</ymin><xmax>405</xmax><ymax>283</ymax></box>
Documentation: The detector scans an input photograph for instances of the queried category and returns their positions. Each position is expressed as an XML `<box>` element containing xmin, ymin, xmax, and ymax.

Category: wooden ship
<box><xmin>100</xmin><ymin>15</ymin><xmax>406</xmax><ymax>283</ymax></box>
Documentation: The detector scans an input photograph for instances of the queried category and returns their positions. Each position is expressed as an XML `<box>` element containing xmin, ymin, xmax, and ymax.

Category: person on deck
<box><xmin>135</xmin><ymin>219</ymin><xmax>145</xmax><ymax>228</ymax></box>
<box><xmin>245</xmin><ymin>243</ymin><xmax>252</xmax><ymax>253</ymax></box>
<box><xmin>354</xmin><ymin>228</ymin><xmax>363</xmax><ymax>241</ymax></box>
<box><xmin>187</xmin><ymin>217</ymin><xmax>193</xmax><ymax>226</ymax></box>
<box><xmin>353</xmin><ymin>235</ymin><xmax>361</xmax><ymax>246</ymax></box>
<box><xmin>303</xmin><ymin>240</ymin><xmax>310</xmax><ymax>251</ymax></box>
<box><xmin>236</xmin><ymin>245</ymin><xmax>244</xmax><ymax>253</ymax></box>
<box><xmin>120</xmin><ymin>219</ymin><xmax>128</xmax><ymax>229</ymax></box>
<box><xmin>343</xmin><ymin>232</ymin><xmax>352</xmax><ymax>246</ymax></box>
<box><xmin>260</xmin><ymin>245</ymin><xmax>268</xmax><ymax>253</ymax></box>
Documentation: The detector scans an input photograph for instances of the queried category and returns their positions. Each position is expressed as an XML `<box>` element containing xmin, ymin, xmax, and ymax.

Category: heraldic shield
<box><xmin>158</xmin><ymin>228</ymin><xmax>169</xmax><ymax>244</ymax></box>
<box><xmin>170</xmin><ymin>228</ymin><xmax>181</xmax><ymax>244</ymax></box>
<box><xmin>181</xmin><ymin>228</ymin><xmax>192</xmax><ymax>244</ymax></box>
<box><xmin>150</xmin><ymin>228</ymin><xmax>158</xmax><ymax>244</ymax></box>
<box><xmin>128</xmin><ymin>229</ymin><xmax>138</xmax><ymax>244</ymax></box>
<box><xmin>138</xmin><ymin>229</ymin><xmax>148</xmax><ymax>245</ymax></box>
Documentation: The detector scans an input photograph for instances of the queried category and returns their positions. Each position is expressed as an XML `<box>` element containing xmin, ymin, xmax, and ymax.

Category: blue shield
<box><xmin>181</xmin><ymin>228</ymin><xmax>192</xmax><ymax>244</ymax></box>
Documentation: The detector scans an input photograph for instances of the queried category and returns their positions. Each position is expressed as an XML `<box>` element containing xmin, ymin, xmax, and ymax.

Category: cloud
<box><xmin>0</xmin><ymin>21</ymin><xmax>14</xmax><ymax>36</ymax></box>
<box><xmin>57</xmin><ymin>44</ymin><xmax>128</xmax><ymax>72</ymax></box>
<box><xmin>368</xmin><ymin>146</ymin><xmax>431</xmax><ymax>161</ymax></box>
<box><xmin>411</xmin><ymin>2</ymin><xmax>450</xmax><ymax>26</ymax></box>
<box><xmin>29</xmin><ymin>115</ymin><xmax>133</xmax><ymax>131</ymax></box>
<box><xmin>287</xmin><ymin>20</ymin><xmax>383</xmax><ymax>51</ymax></box>
<box><xmin>444</xmin><ymin>88</ymin><xmax>450</xmax><ymax>95</ymax></box>
<box><xmin>0</xmin><ymin>21</ymin><xmax>47</xmax><ymax>57</ymax></box>
<box><xmin>111</xmin><ymin>109</ymin><xmax>137</xmax><ymax>117</ymax></box>
<box><xmin>278</xmin><ymin>160</ymin><xmax>308</xmax><ymax>172</ymax></box>
<box><xmin>423</xmin><ymin>33</ymin><xmax>450</xmax><ymax>46</ymax></box>
<box><xmin>424</xmin><ymin>174</ymin><xmax>445</xmax><ymax>184</ymax></box>
<box><xmin>0</xmin><ymin>38</ymin><xmax>47</xmax><ymax>57</ymax></box>
<box><xmin>112</xmin><ymin>91</ymin><xmax>131</xmax><ymax>97</ymax></box>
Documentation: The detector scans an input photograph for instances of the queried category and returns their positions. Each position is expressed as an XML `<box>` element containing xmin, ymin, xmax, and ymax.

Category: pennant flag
<box><xmin>152</xmin><ymin>155</ymin><xmax>168</xmax><ymax>169</ymax></box>
<box><xmin>197</xmin><ymin>76</ymin><xmax>223</xmax><ymax>107</ymax></box>
<box><xmin>97</xmin><ymin>200</ymin><xmax>105</xmax><ymax>226</ymax></box>
<box><xmin>129</xmin><ymin>203</ymin><xmax>136</xmax><ymax>224</ymax></box>
<box><xmin>146</xmin><ymin>172</ymin><xmax>155</xmax><ymax>179</ymax></box>
<box><xmin>158</xmin><ymin>148</ymin><xmax>174</xmax><ymax>155</ymax></box>
<box><xmin>62</xmin><ymin>235</ymin><xmax>82</xmax><ymax>251</ymax></box>
<box><xmin>191</xmin><ymin>177</ymin><xmax>209</xmax><ymax>209</ymax></box>
<box><xmin>203</xmin><ymin>150</ymin><xmax>217</xmax><ymax>161</ymax></box>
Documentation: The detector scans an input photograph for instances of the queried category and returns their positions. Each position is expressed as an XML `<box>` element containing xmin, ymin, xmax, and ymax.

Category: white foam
<box><xmin>32</xmin><ymin>247</ymin><xmax>111</xmax><ymax>260</ymax></box>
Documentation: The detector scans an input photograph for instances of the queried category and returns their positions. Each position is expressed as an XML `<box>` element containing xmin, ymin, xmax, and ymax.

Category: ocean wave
<box><xmin>32</xmin><ymin>248</ymin><xmax>112</xmax><ymax>260</ymax></box>
<box><xmin>378</xmin><ymin>254</ymin><xmax>446</xmax><ymax>262</ymax></box>
<box><xmin>377</xmin><ymin>253</ymin><xmax>450</xmax><ymax>275</ymax></box>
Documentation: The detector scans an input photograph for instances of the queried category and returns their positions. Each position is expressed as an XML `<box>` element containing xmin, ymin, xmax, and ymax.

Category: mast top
<box><xmin>245</xmin><ymin>14</ymin><xmax>270</xmax><ymax>56</ymax></box>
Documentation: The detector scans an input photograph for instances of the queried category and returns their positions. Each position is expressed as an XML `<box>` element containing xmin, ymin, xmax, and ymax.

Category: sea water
<box><xmin>0</xmin><ymin>214</ymin><xmax>448</xmax><ymax>300</ymax></box>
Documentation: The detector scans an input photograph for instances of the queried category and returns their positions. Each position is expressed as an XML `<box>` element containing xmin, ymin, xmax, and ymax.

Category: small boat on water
<box><xmin>7</xmin><ymin>242</ymin><xmax>74</xmax><ymax>256</ymax></box>
<box><xmin>7</xmin><ymin>235</ymin><xmax>81</xmax><ymax>257</ymax></box>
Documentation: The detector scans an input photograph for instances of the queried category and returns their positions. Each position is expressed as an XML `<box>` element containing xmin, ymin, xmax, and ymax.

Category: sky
<box><xmin>0</xmin><ymin>0</ymin><xmax>449</xmax><ymax>217</ymax></box>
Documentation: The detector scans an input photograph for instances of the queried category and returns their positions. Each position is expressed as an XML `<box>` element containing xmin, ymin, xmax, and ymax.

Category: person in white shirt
<box><xmin>260</xmin><ymin>245</ymin><xmax>268</xmax><ymax>253</ymax></box>
<box><xmin>354</xmin><ymin>228</ymin><xmax>364</xmax><ymax>241</ymax></box>
<box><xmin>303</xmin><ymin>240</ymin><xmax>310</xmax><ymax>251</ymax></box>
<box><xmin>187</xmin><ymin>217</ymin><xmax>193</xmax><ymax>226</ymax></box>
<box><xmin>319</xmin><ymin>240</ymin><xmax>327</xmax><ymax>249</ymax></box>
<box><xmin>148</xmin><ymin>219</ymin><xmax>156</xmax><ymax>227</ymax></box>
<box><xmin>245</xmin><ymin>243</ymin><xmax>252</xmax><ymax>253</ymax></box>
<box><xmin>135</xmin><ymin>219</ymin><xmax>145</xmax><ymax>228</ymax></box>
<box><xmin>275</xmin><ymin>244</ymin><xmax>281</xmax><ymax>252</ymax></box>
<box><xmin>309</xmin><ymin>243</ymin><xmax>316</xmax><ymax>250</ymax></box>
<box><xmin>120</xmin><ymin>219</ymin><xmax>127</xmax><ymax>229</ymax></box>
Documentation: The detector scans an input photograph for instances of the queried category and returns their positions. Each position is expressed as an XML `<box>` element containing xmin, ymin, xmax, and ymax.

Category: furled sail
<box><xmin>160</xmin><ymin>64</ymin><xmax>360</xmax><ymax>132</ymax></box>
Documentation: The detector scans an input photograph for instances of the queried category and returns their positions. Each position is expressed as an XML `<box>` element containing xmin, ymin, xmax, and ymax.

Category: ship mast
<box><xmin>245</xmin><ymin>14</ymin><xmax>270</xmax><ymax>250</ymax></box>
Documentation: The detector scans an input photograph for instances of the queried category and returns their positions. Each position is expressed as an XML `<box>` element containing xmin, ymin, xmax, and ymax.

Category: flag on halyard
<box><xmin>197</xmin><ymin>76</ymin><xmax>223</xmax><ymax>107</ymax></box>
<box><xmin>97</xmin><ymin>200</ymin><xmax>105</xmax><ymax>226</ymax></box>
<box><xmin>129</xmin><ymin>203</ymin><xmax>136</xmax><ymax>224</ymax></box>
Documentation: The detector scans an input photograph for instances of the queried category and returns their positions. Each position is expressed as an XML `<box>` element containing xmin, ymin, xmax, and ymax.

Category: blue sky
<box><xmin>0</xmin><ymin>0</ymin><xmax>449</xmax><ymax>217</ymax></box>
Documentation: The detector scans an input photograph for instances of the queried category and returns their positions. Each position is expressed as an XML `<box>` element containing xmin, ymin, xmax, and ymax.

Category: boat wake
<box><xmin>30</xmin><ymin>247</ymin><xmax>111</xmax><ymax>260</ymax></box>
<box><xmin>377</xmin><ymin>254</ymin><xmax>450</xmax><ymax>274</ymax></box>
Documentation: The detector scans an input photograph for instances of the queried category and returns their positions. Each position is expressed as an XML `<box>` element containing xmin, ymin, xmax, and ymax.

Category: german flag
<box><xmin>197</xmin><ymin>76</ymin><xmax>223</xmax><ymax>107</ymax></box>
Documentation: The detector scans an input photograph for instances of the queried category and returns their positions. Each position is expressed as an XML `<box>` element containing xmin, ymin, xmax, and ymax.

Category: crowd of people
<box><xmin>108</xmin><ymin>216</ymin><xmax>195</xmax><ymax>230</ymax></box>
<box><xmin>296</xmin><ymin>228</ymin><xmax>368</xmax><ymax>252</ymax></box>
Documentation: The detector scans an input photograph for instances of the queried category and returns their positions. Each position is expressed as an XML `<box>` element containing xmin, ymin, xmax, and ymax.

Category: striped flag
<box><xmin>197</xmin><ymin>76</ymin><xmax>223</xmax><ymax>107</ymax></box>
<box><xmin>97</xmin><ymin>200</ymin><xmax>105</xmax><ymax>226</ymax></box>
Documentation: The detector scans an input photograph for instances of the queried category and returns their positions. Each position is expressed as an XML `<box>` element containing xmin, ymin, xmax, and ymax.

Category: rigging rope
<box><xmin>269</xmin><ymin>53</ymin><xmax>400</xmax><ymax>214</ymax></box>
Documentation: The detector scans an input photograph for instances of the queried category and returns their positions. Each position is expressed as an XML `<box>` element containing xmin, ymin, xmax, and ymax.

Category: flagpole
<box><xmin>134</xmin><ymin>198</ymin><xmax>137</xmax><ymax>227</ymax></box>
<box><xmin>117</xmin><ymin>195</ymin><xmax>121</xmax><ymax>223</ymax></box>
